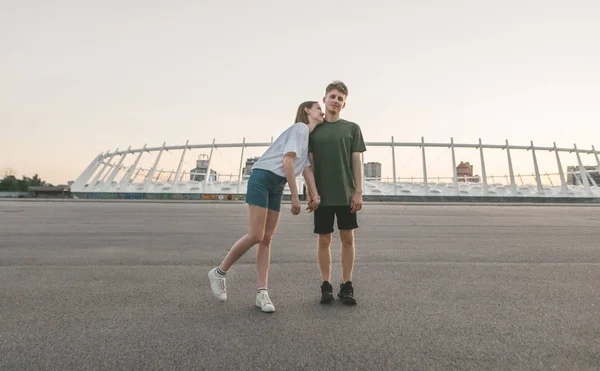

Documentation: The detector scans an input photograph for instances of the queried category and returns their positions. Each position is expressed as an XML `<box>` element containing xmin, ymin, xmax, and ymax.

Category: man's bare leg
<box><xmin>318</xmin><ymin>233</ymin><xmax>335</xmax><ymax>304</ymax></box>
<box><xmin>339</xmin><ymin>229</ymin><xmax>355</xmax><ymax>283</ymax></box>
<box><xmin>338</xmin><ymin>229</ymin><xmax>357</xmax><ymax>305</ymax></box>
<box><xmin>317</xmin><ymin>233</ymin><xmax>332</xmax><ymax>282</ymax></box>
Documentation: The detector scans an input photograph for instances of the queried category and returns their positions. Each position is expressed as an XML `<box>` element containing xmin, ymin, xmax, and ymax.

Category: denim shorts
<box><xmin>245</xmin><ymin>169</ymin><xmax>287</xmax><ymax>212</ymax></box>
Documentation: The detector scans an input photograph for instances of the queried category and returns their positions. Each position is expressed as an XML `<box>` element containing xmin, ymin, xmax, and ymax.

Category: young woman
<box><xmin>208</xmin><ymin>101</ymin><xmax>324</xmax><ymax>312</ymax></box>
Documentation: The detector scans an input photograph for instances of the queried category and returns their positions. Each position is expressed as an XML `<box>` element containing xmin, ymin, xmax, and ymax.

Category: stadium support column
<box><xmin>90</xmin><ymin>148</ymin><xmax>118</xmax><ymax>189</ymax></box>
<box><xmin>421</xmin><ymin>137</ymin><xmax>428</xmax><ymax>196</ymax></box>
<box><xmin>585</xmin><ymin>148</ymin><xmax>598</xmax><ymax>187</ymax></box>
<box><xmin>120</xmin><ymin>144</ymin><xmax>147</xmax><ymax>189</ymax></box>
<box><xmin>361</xmin><ymin>152</ymin><xmax>365</xmax><ymax>194</ymax></box>
<box><xmin>450</xmin><ymin>137</ymin><xmax>458</xmax><ymax>196</ymax></box>
<box><xmin>100</xmin><ymin>153</ymin><xmax>121</xmax><ymax>185</ymax></box>
<box><xmin>505</xmin><ymin>140</ymin><xmax>517</xmax><ymax>196</ymax></box>
<box><xmin>391</xmin><ymin>136</ymin><xmax>397</xmax><ymax>195</ymax></box>
<box><xmin>155</xmin><ymin>169</ymin><xmax>164</xmax><ymax>182</ymax></box>
<box><xmin>237</xmin><ymin>138</ymin><xmax>246</xmax><ymax>194</ymax></box>
<box><xmin>102</xmin><ymin>146</ymin><xmax>131</xmax><ymax>191</ymax></box>
<box><xmin>204</xmin><ymin>139</ymin><xmax>216</xmax><ymax>193</ymax></box>
<box><xmin>478</xmin><ymin>139</ymin><xmax>489</xmax><ymax>196</ymax></box>
<box><xmin>553</xmin><ymin>142</ymin><xmax>568</xmax><ymax>194</ymax></box>
<box><xmin>133</xmin><ymin>168</ymin><xmax>143</xmax><ymax>182</ymax></box>
<box><xmin>173</xmin><ymin>140</ymin><xmax>189</xmax><ymax>188</ymax></box>
<box><xmin>530</xmin><ymin>141</ymin><xmax>544</xmax><ymax>195</ymax></box>
<box><xmin>592</xmin><ymin>145</ymin><xmax>600</xmax><ymax>187</ymax></box>
<box><xmin>71</xmin><ymin>152</ymin><xmax>104</xmax><ymax>191</ymax></box>
<box><xmin>574</xmin><ymin>143</ymin><xmax>592</xmax><ymax>195</ymax></box>
<box><xmin>144</xmin><ymin>142</ymin><xmax>166</xmax><ymax>190</ymax></box>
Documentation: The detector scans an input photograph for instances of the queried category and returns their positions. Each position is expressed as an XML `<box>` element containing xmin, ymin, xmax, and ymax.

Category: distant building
<box><xmin>190</xmin><ymin>155</ymin><xmax>217</xmax><ymax>182</ymax></box>
<box><xmin>364</xmin><ymin>162</ymin><xmax>382</xmax><ymax>180</ymax></box>
<box><xmin>567</xmin><ymin>165</ymin><xmax>600</xmax><ymax>186</ymax></box>
<box><xmin>243</xmin><ymin>157</ymin><xmax>260</xmax><ymax>176</ymax></box>
<box><xmin>456</xmin><ymin>161</ymin><xmax>474</xmax><ymax>182</ymax></box>
<box><xmin>28</xmin><ymin>186</ymin><xmax>72</xmax><ymax>199</ymax></box>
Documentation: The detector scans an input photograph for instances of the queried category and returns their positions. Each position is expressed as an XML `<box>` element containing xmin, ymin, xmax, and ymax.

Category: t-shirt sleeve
<box><xmin>283</xmin><ymin>123</ymin><xmax>307</xmax><ymax>159</ymax></box>
<box><xmin>352</xmin><ymin>124</ymin><xmax>367</xmax><ymax>153</ymax></box>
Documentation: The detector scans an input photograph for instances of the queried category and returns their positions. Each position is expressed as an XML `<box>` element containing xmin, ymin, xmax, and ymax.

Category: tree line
<box><xmin>0</xmin><ymin>174</ymin><xmax>53</xmax><ymax>192</ymax></box>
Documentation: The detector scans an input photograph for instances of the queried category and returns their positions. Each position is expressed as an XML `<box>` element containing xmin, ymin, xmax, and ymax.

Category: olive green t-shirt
<box><xmin>308</xmin><ymin>119</ymin><xmax>366</xmax><ymax>206</ymax></box>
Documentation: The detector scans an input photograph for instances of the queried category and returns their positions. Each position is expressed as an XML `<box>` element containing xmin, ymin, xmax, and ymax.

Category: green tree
<box><xmin>0</xmin><ymin>175</ymin><xmax>19</xmax><ymax>192</ymax></box>
<box><xmin>0</xmin><ymin>174</ymin><xmax>53</xmax><ymax>192</ymax></box>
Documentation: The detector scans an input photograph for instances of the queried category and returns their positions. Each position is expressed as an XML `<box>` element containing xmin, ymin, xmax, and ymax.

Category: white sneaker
<box><xmin>255</xmin><ymin>290</ymin><xmax>275</xmax><ymax>313</ymax></box>
<box><xmin>208</xmin><ymin>268</ymin><xmax>227</xmax><ymax>302</ymax></box>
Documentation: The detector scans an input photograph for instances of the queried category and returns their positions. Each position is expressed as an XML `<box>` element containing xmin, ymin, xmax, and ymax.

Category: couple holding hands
<box><xmin>209</xmin><ymin>80</ymin><xmax>366</xmax><ymax>312</ymax></box>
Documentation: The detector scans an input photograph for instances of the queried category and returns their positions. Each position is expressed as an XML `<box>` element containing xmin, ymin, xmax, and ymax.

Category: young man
<box><xmin>308</xmin><ymin>80</ymin><xmax>366</xmax><ymax>305</ymax></box>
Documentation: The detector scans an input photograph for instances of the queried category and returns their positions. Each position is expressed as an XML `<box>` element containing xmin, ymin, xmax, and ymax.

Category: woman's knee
<box><xmin>247</xmin><ymin>231</ymin><xmax>264</xmax><ymax>245</ymax></box>
<box><xmin>260</xmin><ymin>231</ymin><xmax>275</xmax><ymax>246</ymax></box>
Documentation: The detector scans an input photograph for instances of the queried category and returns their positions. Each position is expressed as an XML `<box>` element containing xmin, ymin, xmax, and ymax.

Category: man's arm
<box><xmin>350</xmin><ymin>152</ymin><xmax>363</xmax><ymax>213</ymax></box>
<box><xmin>306</xmin><ymin>152</ymin><xmax>315</xmax><ymax>200</ymax></box>
<box><xmin>302</xmin><ymin>166</ymin><xmax>318</xmax><ymax>198</ymax></box>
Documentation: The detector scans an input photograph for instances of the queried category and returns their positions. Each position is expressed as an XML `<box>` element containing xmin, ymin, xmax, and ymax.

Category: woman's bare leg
<box><xmin>219</xmin><ymin>205</ymin><xmax>268</xmax><ymax>271</ymax></box>
<box><xmin>256</xmin><ymin>209</ymin><xmax>281</xmax><ymax>289</ymax></box>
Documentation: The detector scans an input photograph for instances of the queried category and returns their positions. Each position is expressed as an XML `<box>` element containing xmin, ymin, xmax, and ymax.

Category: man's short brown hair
<box><xmin>325</xmin><ymin>80</ymin><xmax>348</xmax><ymax>96</ymax></box>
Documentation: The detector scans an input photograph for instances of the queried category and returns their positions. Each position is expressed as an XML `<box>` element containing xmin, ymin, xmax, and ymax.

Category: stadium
<box><xmin>69</xmin><ymin>138</ymin><xmax>600</xmax><ymax>201</ymax></box>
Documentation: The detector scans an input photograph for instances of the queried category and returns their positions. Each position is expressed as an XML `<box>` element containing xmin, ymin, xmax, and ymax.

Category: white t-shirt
<box><xmin>252</xmin><ymin>122</ymin><xmax>310</xmax><ymax>178</ymax></box>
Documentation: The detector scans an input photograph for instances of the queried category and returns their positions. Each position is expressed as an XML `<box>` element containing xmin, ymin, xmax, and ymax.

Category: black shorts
<box><xmin>313</xmin><ymin>206</ymin><xmax>358</xmax><ymax>234</ymax></box>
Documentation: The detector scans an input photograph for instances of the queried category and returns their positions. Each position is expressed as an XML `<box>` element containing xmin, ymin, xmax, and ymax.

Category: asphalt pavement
<box><xmin>1</xmin><ymin>201</ymin><xmax>599</xmax><ymax>370</ymax></box>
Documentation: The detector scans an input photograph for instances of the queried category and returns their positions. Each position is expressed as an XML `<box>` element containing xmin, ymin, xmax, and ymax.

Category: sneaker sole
<box><xmin>342</xmin><ymin>298</ymin><xmax>357</xmax><ymax>305</ymax></box>
<box><xmin>338</xmin><ymin>293</ymin><xmax>357</xmax><ymax>305</ymax></box>
<box><xmin>255</xmin><ymin>303</ymin><xmax>275</xmax><ymax>313</ymax></box>
<box><xmin>320</xmin><ymin>296</ymin><xmax>335</xmax><ymax>304</ymax></box>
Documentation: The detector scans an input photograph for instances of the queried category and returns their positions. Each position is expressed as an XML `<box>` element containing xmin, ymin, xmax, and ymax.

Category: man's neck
<box><xmin>325</xmin><ymin>112</ymin><xmax>340</xmax><ymax>122</ymax></box>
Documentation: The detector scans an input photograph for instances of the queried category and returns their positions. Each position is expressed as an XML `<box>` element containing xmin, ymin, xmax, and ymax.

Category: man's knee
<box><xmin>339</xmin><ymin>230</ymin><xmax>354</xmax><ymax>247</ymax></box>
<box><xmin>318</xmin><ymin>233</ymin><xmax>332</xmax><ymax>248</ymax></box>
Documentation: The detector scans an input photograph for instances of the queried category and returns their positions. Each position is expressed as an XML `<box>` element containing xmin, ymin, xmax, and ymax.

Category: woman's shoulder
<box><xmin>292</xmin><ymin>122</ymin><xmax>309</xmax><ymax>133</ymax></box>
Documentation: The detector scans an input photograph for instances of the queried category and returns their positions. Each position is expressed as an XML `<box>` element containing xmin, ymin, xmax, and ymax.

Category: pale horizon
<box><xmin>2</xmin><ymin>0</ymin><xmax>599</xmax><ymax>185</ymax></box>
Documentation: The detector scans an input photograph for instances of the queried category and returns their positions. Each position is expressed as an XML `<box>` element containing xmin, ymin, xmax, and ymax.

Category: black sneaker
<box><xmin>337</xmin><ymin>281</ymin><xmax>357</xmax><ymax>305</ymax></box>
<box><xmin>320</xmin><ymin>281</ymin><xmax>335</xmax><ymax>304</ymax></box>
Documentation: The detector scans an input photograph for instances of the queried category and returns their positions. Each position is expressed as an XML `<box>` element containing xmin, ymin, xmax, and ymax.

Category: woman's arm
<box><xmin>302</xmin><ymin>165</ymin><xmax>320</xmax><ymax>211</ymax></box>
<box><xmin>283</xmin><ymin>153</ymin><xmax>301</xmax><ymax>215</ymax></box>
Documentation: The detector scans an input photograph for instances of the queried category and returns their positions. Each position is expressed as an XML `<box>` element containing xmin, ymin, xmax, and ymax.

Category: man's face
<box><xmin>323</xmin><ymin>89</ymin><xmax>346</xmax><ymax>115</ymax></box>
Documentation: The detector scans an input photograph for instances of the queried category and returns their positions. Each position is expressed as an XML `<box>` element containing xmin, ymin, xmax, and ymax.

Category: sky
<box><xmin>1</xmin><ymin>0</ymin><xmax>599</xmax><ymax>185</ymax></box>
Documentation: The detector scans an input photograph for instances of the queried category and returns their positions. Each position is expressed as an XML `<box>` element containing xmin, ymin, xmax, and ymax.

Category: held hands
<box><xmin>350</xmin><ymin>192</ymin><xmax>363</xmax><ymax>213</ymax></box>
<box><xmin>291</xmin><ymin>195</ymin><xmax>301</xmax><ymax>215</ymax></box>
<box><xmin>306</xmin><ymin>195</ymin><xmax>321</xmax><ymax>213</ymax></box>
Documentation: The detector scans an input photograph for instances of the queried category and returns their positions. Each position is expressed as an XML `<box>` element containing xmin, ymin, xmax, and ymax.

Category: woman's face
<box><xmin>306</xmin><ymin>103</ymin><xmax>324</xmax><ymax>124</ymax></box>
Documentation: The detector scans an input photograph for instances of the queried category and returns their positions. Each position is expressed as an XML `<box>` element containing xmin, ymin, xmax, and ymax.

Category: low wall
<box><xmin>0</xmin><ymin>192</ymin><xmax>29</xmax><ymax>198</ymax></box>
<box><xmin>362</xmin><ymin>195</ymin><xmax>600</xmax><ymax>203</ymax></box>
<box><xmin>73</xmin><ymin>192</ymin><xmax>246</xmax><ymax>201</ymax></box>
<box><xmin>71</xmin><ymin>192</ymin><xmax>600</xmax><ymax>204</ymax></box>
